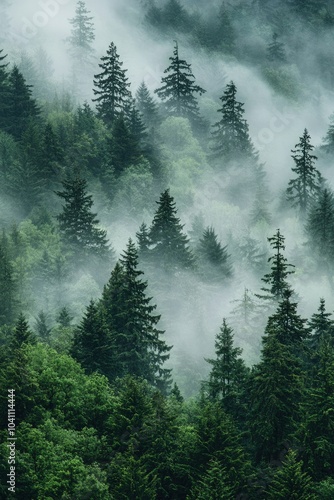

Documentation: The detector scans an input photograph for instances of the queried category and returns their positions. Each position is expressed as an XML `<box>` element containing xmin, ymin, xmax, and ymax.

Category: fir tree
<box><xmin>136</xmin><ymin>81</ymin><xmax>161</xmax><ymax>131</ymax></box>
<box><xmin>67</xmin><ymin>1</ymin><xmax>95</xmax><ymax>67</ymax></box>
<box><xmin>250</xmin><ymin>320</ymin><xmax>304</xmax><ymax>462</ymax></box>
<box><xmin>136</xmin><ymin>222</ymin><xmax>151</xmax><ymax>261</ymax></box>
<box><xmin>210</xmin><ymin>81</ymin><xmax>256</xmax><ymax>164</ymax></box>
<box><xmin>299</xmin><ymin>339</ymin><xmax>334</xmax><ymax>481</ymax></box>
<box><xmin>308</xmin><ymin>298</ymin><xmax>334</xmax><ymax>349</ymax></box>
<box><xmin>287</xmin><ymin>129</ymin><xmax>322</xmax><ymax>218</ymax></box>
<box><xmin>256</xmin><ymin>229</ymin><xmax>295</xmax><ymax>302</ymax></box>
<box><xmin>149</xmin><ymin>189</ymin><xmax>194</xmax><ymax>272</ymax></box>
<box><xmin>56</xmin><ymin>176</ymin><xmax>111</xmax><ymax>263</ymax></box>
<box><xmin>93</xmin><ymin>42</ymin><xmax>131</xmax><ymax>127</ymax></box>
<box><xmin>305</xmin><ymin>188</ymin><xmax>334</xmax><ymax>269</ymax></box>
<box><xmin>267</xmin><ymin>33</ymin><xmax>287</xmax><ymax>63</ymax></box>
<box><xmin>6</xmin><ymin>65</ymin><xmax>40</xmax><ymax>140</ymax></box>
<box><xmin>321</xmin><ymin>113</ymin><xmax>334</xmax><ymax>155</ymax></box>
<box><xmin>265</xmin><ymin>289</ymin><xmax>309</xmax><ymax>346</ymax></box>
<box><xmin>0</xmin><ymin>239</ymin><xmax>16</xmax><ymax>326</ymax></box>
<box><xmin>72</xmin><ymin>300</ymin><xmax>114</xmax><ymax>378</ymax></box>
<box><xmin>188</xmin><ymin>458</ymin><xmax>234</xmax><ymax>500</ymax></box>
<box><xmin>155</xmin><ymin>41</ymin><xmax>206</xmax><ymax>132</ymax></box>
<box><xmin>10</xmin><ymin>313</ymin><xmax>35</xmax><ymax>351</ymax></box>
<box><xmin>196</xmin><ymin>226</ymin><xmax>233</xmax><ymax>283</ymax></box>
<box><xmin>56</xmin><ymin>306</ymin><xmax>73</xmax><ymax>328</ymax></box>
<box><xmin>266</xmin><ymin>450</ymin><xmax>315</xmax><ymax>499</ymax></box>
<box><xmin>205</xmin><ymin>319</ymin><xmax>248</xmax><ymax>414</ymax></box>
<box><xmin>34</xmin><ymin>311</ymin><xmax>51</xmax><ymax>344</ymax></box>
<box><xmin>101</xmin><ymin>241</ymin><xmax>172</xmax><ymax>392</ymax></box>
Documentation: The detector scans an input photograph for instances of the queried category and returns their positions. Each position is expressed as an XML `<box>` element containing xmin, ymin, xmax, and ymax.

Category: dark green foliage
<box><xmin>205</xmin><ymin>319</ymin><xmax>248</xmax><ymax>415</ymax></box>
<box><xmin>308</xmin><ymin>298</ymin><xmax>334</xmax><ymax>349</ymax></box>
<box><xmin>10</xmin><ymin>313</ymin><xmax>35</xmax><ymax>351</ymax></box>
<box><xmin>6</xmin><ymin>65</ymin><xmax>40</xmax><ymax>140</ymax></box>
<box><xmin>74</xmin><ymin>242</ymin><xmax>172</xmax><ymax>391</ymax></box>
<box><xmin>287</xmin><ymin>129</ymin><xmax>322</xmax><ymax>218</ymax></box>
<box><xmin>196</xmin><ymin>226</ymin><xmax>233</xmax><ymax>283</ymax></box>
<box><xmin>0</xmin><ymin>239</ymin><xmax>16</xmax><ymax>326</ymax></box>
<box><xmin>67</xmin><ymin>1</ymin><xmax>95</xmax><ymax>66</ymax></box>
<box><xmin>266</xmin><ymin>450</ymin><xmax>315</xmax><ymax>499</ymax></box>
<box><xmin>56</xmin><ymin>176</ymin><xmax>111</xmax><ymax>263</ymax></box>
<box><xmin>136</xmin><ymin>222</ymin><xmax>151</xmax><ymax>261</ymax></box>
<box><xmin>35</xmin><ymin>311</ymin><xmax>51</xmax><ymax>344</ymax></box>
<box><xmin>256</xmin><ymin>229</ymin><xmax>295</xmax><ymax>302</ymax></box>
<box><xmin>187</xmin><ymin>458</ymin><xmax>234</xmax><ymax>500</ymax></box>
<box><xmin>108</xmin><ymin>114</ymin><xmax>141</xmax><ymax>176</ymax></box>
<box><xmin>149</xmin><ymin>189</ymin><xmax>194</xmax><ymax>272</ymax></box>
<box><xmin>299</xmin><ymin>338</ymin><xmax>334</xmax><ymax>480</ymax></box>
<box><xmin>267</xmin><ymin>33</ymin><xmax>287</xmax><ymax>63</ymax></box>
<box><xmin>211</xmin><ymin>81</ymin><xmax>256</xmax><ymax>165</ymax></box>
<box><xmin>265</xmin><ymin>290</ymin><xmax>309</xmax><ymax>345</ymax></box>
<box><xmin>305</xmin><ymin>188</ymin><xmax>334</xmax><ymax>269</ymax></box>
<box><xmin>72</xmin><ymin>300</ymin><xmax>113</xmax><ymax>378</ymax></box>
<box><xmin>136</xmin><ymin>81</ymin><xmax>161</xmax><ymax>132</ymax></box>
<box><xmin>193</xmin><ymin>400</ymin><xmax>251</xmax><ymax>496</ymax></box>
<box><xmin>155</xmin><ymin>41</ymin><xmax>206</xmax><ymax>132</ymax></box>
<box><xmin>250</xmin><ymin>294</ymin><xmax>307</xmax><ymax>462</ymax></box>
<box><xmin>93</xmin><ymin>42</ymin><xmax>131</xmax><ymax>127</ymax></box>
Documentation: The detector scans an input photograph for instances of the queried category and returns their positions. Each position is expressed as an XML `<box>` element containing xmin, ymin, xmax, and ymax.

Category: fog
<box><xmin>2</xmin><ymin>0</ymin><xmax>334</xmax><ymax>395</ymax></box>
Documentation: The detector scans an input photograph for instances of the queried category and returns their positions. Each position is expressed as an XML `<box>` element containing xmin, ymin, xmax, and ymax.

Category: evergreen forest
<box><xmin>2</xmin><ymin>0</ymin><xmax>334</xmax><ymax>497</ymax></box>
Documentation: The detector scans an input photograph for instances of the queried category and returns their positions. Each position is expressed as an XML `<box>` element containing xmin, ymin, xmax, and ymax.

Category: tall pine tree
<box><xmin>93</xmin><ymin>42</ymin><xmax>131</xmax><ymax>127</ymax></box>
<box><xmin>149</xmin><ymin>189</ymin><xmax>194</xmax><ymax>272</ymax></box>
<box><xmin>155</xmin><ymin>41</ymin><xmax>206</xmax><ymax>132</ymax></box>
<box><xmin>56</xmin><ymin>176</ymin><xmax>111</xmax><ymax>263</ymax></box>
<box><xmin>287</xmin><ymin>129</ymin><xmax>322</xmax><ymax>218</ymax></box>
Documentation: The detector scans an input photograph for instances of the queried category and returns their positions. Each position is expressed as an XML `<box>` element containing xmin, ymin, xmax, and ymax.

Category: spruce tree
<box><xmin>72</xmin><ymin>300</ymin><xmax>114</xmax><ymax>378</ymax></box>
<box><xmin>210</xmin><ymin>81</ymin><xmax>256</xmax><ymax>164</ymax></box>
<box><xmin>321</xmin><ymin>113</ymin><xmax>334</xmax><ymax>155</ymax></box>
<box><xmin>266</xmin><ymin>450</ymin><xmax>315</xmax><ymax>499</ymax></box>
<box><xmin>299</xmin><ymin>339</ymin><xmax>334</xmax><ymax>481</ymax></box>
<box><xmin>149</xmin><ymin>189</ymin><xmax>194</xmax><ymax>272</ymax></box>
<box><xmin>34</xmin><ymin>311</ymin><xmax>51</xmax><ymax>344</ymax></box>
<box><xmin>305</xmin><ymin>188</ymin><xmax>334</xmax><ymax>269</ymax></box>
<box><xmin>56</xmin><ymin>176</ymin><xmax>111</xmax><ymax>263</ymax></box>
<box><xmin>256</xmin><ymin>229</ymin><xmax>295</xmax><ymax>302</ymax></box>
<box><xmin>196</xmin><ymin>226</ymin><xmax>233</xmax><ymax>283</ymax></box>
<box><xmin>265</xmin><ymin>289</ymin><xmax>309</xmax><ymax>345</ymax></box>
<box><xmin>10</xmin><ymin>313</ymin><xmax>35</xmax><ymax>351</ymax></box>
<box><xmin>93</xmin><ymin>42</ymin><xmax>131</xmax><ymax>127</ymax></box>
<box><xmin>67</xmin><ymin>1</ymin><xmax>95</xmax><ymax>67</ymax></box>
<box><xmin>267</xmin><ymin>33</ymin><xmax>287</xmax><ymax>63</ymax></box>
<box><xmin>6</xmin><ymin>65</ymin><xmax>40</xmax><ymax>140</ymax></box>
<box><xmin>100</xmin><ymin>241</ymin><xmax>172</xmax><ymax>392</ymax></box>
<box><xmin>155</xmin><ymin>41</ymin><xmax>206</xmax><ymax>131</ymax></box>
<box><xmin>205</xmin><ymin>319</ymin><xmax>248</xmax><ymax>414</ymax></box>
<box><xmin>308</xmin><ymin>298</ymin><xmax>334</xmax><ymax>349</ymax></box>
<box><xmin>188</xmin><ymin>458</ymin><xmax>234</xmax><ymax>500</ymax></box>
<box><xmin>287</xmin><ymin>129</ymin><xmax>322</xmax><ymax>218</ymax></box>
<box><xmin>250</xmin><ymin>319</ymin><xmax>304</xmax><ymax>462</ymax></box>
<box><xmin>0</xmin><ymin>239</ymin><xmax>16</xmax><ymax>326</ymax></box>
<box><xmin>136</xmin><ymin>81</ymin><xmax>161</xmax><ymax>131</ymax></box>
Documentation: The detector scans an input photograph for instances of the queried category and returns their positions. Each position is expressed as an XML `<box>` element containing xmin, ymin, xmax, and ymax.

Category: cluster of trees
<box><xmin>1</xmin><ymin>0</ymin><xmax>334</xmax><ymax>497</ymax></box>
